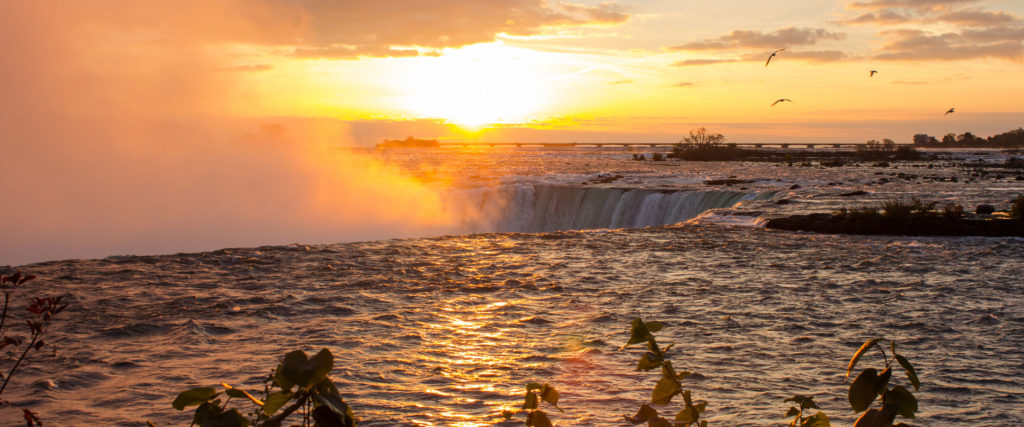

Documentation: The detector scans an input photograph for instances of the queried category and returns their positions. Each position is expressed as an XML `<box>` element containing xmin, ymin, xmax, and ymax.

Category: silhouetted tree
<box><xmin>942</xmin><ymin>133</ymin><xmax>957</xmax><ymax>145</ymax></box>
<box><xmin>680</xmin><ymin>127</ymin><xmax>725</xmax><ymax>147</ymax></box>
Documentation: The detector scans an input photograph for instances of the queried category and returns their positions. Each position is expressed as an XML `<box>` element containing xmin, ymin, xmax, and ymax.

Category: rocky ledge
<box><xmin>765</xmin><ymin>213</ymin><xmax>1024</xmax><ymax>237</ymax></box>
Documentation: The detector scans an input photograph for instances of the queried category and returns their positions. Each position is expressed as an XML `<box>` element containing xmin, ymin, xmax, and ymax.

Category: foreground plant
<box><xmin>503</xmin><ymin>382</ymin><xmax>563</xmax><ymax>426</ymax></box>
<box><xmin>622</xmin><ymin>318</ymin><xmax>707</xmax><ymax>427</ymax></box>
<box><xmin>0</xmin><ymin>271</ymin><xmax>68</xmax><ymax>426</ymax></box>
<box><xmin>783</xmin><ymin>395</ymin><xmax>829</xmax><ymax>427</ymax></box>
<box><xmin>162</xmin><ymin>348</ymin><xmax>356</xmax><ymax>427</ymax></box>
<box><xmin>845</xmin><ymin>339</ymin><xmax>921</xmax><ymax>427</ymax></box>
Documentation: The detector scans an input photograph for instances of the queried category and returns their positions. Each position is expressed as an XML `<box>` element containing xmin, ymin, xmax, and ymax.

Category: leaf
<box><xmin>884</xmin><ymin>385</ymin><xmax>918</xmax><ymax>419</ymax></box>
<box><xmin>526</xmin><ymin>382</ymin><xmax>544</xmax><ymax>392</ymax></box>
<box><xmin>801</xmin><ymin>412</ymin><xmax>831</xmax><ymax>427</ymax></box>
<box><xmin>316</xmin><ymin>393</ymin><xmax>355</xmax><ymax>423</ymax></box>
<box><xmin>217</xmin><ymin>409</ymin><xmax>250</xmax><ymax>427</ymax></box>
<box><xmin>894</xmin><ymin>354</ymin><xmax>920</xmax><ymax>391</ymax></box>
<box><xmin>311</xmin><ymin>406</ymin><xmax>345</xmax><ymax>427</ymax></box>
<box><xmin>650</xmin><ymin>417</ymin><xmax>674</xmax><ymax>427</ymax></box>
<box><xmin>676</xmin><ymin>406</ymin><xmax>698</xmax><ymax>424</ymax></box>
<box><xmin>262</xmin><ymin>391</ymin><xmax>293</xmax><ymax>416</ymax></box>
<box><xmin>540</xmin><ymin>384</ymin><xmax>561</xmax><ymax>410</ymax></box>
<box><xmin>646</xmin><ymin>321</ymin><xmax>664</xmax><ymax>333</ymax></box>
<box><xmin>523</xmin><ymin>390</ymin><xmax>539</xmax><ymax>410</ymax></box>
<box><xmin>172</xmin><ymin>387</ymin><xmax>218</xmax><ymax>410</ymax></box>
<box><xmin>501</xmin><ymin>409</ymin><xmax>514</xmax><ymax>420</ymax></box>
<box><xmin>526</xmin><ymin>410</ymin><xmax>552</xmax><ymax>427</ymax></box>
<box><xmin>625</xmin><ymin>404</ymin><xmax>659</xmax><ymax>424</ymax></box>
<box><xmin>784</xmin><ymin>394</ymin><xmax>811</xmax><ymax>404</ymax></box>
<box><xmin>146</xmin><ymin>422</ymin><xmax>158</xmax><ymax>427</ymax></box>
<box><xmin>276</xmin><ymin>348</ymin><xmax>334</xmax><ymax>391</ymax></box>
<box><xmin>849</xmin><ymin>368</ymin><xmax>879</xmax><ymax>413</ymax></box>
<box><xmin>637</xmin><ymin>352</ymin><xmax>663</xmax><ymax>371</ymax></box>
<box><xmin>786</xmin><ymin>407</ymin><xmax>801</xmax><ymax>417</ymax></box>
<box><xmin>222</xmin><ymin>383</ymin><xmax>263</xmax><ymax>406</ymax></box>
<box><xmin>846</xmin><ymin>338</ymin><xmax>883</xmax><ymax>380</ymax></box>
<box><xmin>853</xmin><ymin>407</ymin><xmax>895</xmax><ymax>427</ymax></box>
<box><xmin>874</xmin><ymin>367</ymin><xmax>892</xmax><ymax>395</ymax></box>
<box><xmin>651</xmin><ymin>376</ymin><xmax>680</xmax><ymax>405</ymax></box>
<box><xmin>626</xmin><ymin>318</ymin><xmax>652</xmax><ymax>346</ymax></box>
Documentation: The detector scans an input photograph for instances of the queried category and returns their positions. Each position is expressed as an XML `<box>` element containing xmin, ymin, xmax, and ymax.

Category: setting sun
<box><xmin>393</xmin><ymin>43</ymin><xmax>554</xmax><ymax>128</ymax></box>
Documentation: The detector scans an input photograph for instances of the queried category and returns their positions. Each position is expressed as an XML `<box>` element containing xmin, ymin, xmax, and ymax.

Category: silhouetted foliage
<box><xmin>668</xmin><ymin>129</ymin><xmax>749</xmax><ymax>161</ymax></box>
<box><xmin>503</xmin><ymin>383</ymin><xmax>563</xmax><ymax>426</ymax></box>
<box><xmin>0</xmin><ymin>271</ymin><xmax>68</xmax><ymax>426</ymax></box>
<box><xmin>914</xmin><ymin>127</ymin><xmax>1024</xmax><ymax>148</ymax></box>
<box><xmin>845</xmin><ymin>339</ymin><xmax>921</xmax><ymax>427</ymax></box>
<box><xmin>622</xmin><ymin>318</ymin><xmax>708</xmax><ymax>427</ymax></box>
<box><xmin>783</xmin><ymin>395</ymin><xmax>830</xmax><ymax>427</ymax></box>
<box><xmin>160</xmin><ymin>348</ymin><xmax>357</xmax><ymax>427</ymax></box>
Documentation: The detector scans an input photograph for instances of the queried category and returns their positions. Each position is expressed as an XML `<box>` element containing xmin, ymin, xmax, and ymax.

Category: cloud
<box><xmin>840</xmin><ymin>10</ymin><xmax>913</xmax><ymax>25</ymax></box>
<box><xmin>286</xmin><ymin>0</ymin><xmax>629</xmax><ymax>57</ymax></box>
<box><xmin>873</xmin><ymin>28</ymin><xmax>1024</xmax><ymax>60</ymax></box>
<box><xmin>673</xmin><ymin>82</ymin><xmax>695</xmax><ymax>88</ymax></box>
<box><xmin>610</xmin><ymin>79</ymin><xmax>634</xmax><ymax>85</ymax></box>
<box><xmin>219</xmin><ymin>64</ymin><xmax>274</xmax><ymax>72</ymax></box>
<box><xmin>778</xmin><ymin>50</ymin><xmax>850</xmax><ymax>62</ymax></box>
<box><xmin>934</xmin><ymin>9</ymin><xmax>1021</xmax><ymax>27</ymax></box>
<box><xmin>671</xmin><ymin>51</ymin><xmax>847</xmax><ymax>66</ymax></box>
<box><xmin>10</xmin><ymin>1</ymin><xmax>630</xmax><ymax>61</ymax></box>
<box><xmin>290</xmin><ymin>45</ymin><xmax>434</xmax><ymax>59</ymax></box>
<box><xmin>848</xmin><ymin>0</ymin><xmax>980</xmax><ymax>12</ymax></box>
<box><xmin>670</xmin><ymin>27</ymin><xmax>846</xmax><ymax>51</ymax></box>
<box><xmin>670</xmin><ymin>58</ymin><xmax>739</xmax><ymax>66</ymax></box>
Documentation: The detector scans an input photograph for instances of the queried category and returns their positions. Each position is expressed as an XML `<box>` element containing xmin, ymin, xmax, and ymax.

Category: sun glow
<box><xmin>395</xmin><ymin>43</ymin><xmax>554</xmax><ymax>128</ymax></box>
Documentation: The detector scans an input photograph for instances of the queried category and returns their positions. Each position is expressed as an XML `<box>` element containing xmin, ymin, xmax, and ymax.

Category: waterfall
<box><xmin>458</xmin><ymin>184</ymin><xmax>774</xmax><ymax>233</ymax></box>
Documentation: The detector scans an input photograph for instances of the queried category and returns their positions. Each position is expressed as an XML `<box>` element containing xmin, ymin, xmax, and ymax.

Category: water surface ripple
<box><xmin>6</xmin><ymin>224</ymin><xmax>1023</xmax><ymax>426</ymax></box>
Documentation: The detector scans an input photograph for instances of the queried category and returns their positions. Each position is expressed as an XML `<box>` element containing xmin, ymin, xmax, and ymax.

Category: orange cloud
<box><xmin>669</xmin><ymin>27</ymin><xmax>846</xmax><ymax>51</ymax></box>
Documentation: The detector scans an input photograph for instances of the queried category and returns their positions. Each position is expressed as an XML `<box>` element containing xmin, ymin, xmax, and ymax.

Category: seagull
<box><xmin>771</xmin><ymin>98</ymin><xmax>792</xmax><ymax>106</ymax></box>
<box><xmin>765</xmin><ymin>49</ymin><xmax>785</xmax><ymax>67</ymax></box>
<box><xmin>944</xmin><ymin>108</ymin><xmax>955</xmax><ymax>116</ymax></box>
<box><xmin>870</xmin><ymin>70</ymin><xmax>878</xmax><ymax>77</ymax></box>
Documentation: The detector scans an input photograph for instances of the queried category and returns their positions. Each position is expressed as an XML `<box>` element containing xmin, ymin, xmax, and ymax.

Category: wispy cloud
<box><xmin>218</xmin><ymin>64</ymin><xmax>274</xmax><ymax>72</ymax></box>
<box><xmin>873</xmin><ymin>28</ymin><xmax>1024</xmax><ymax>60</ymax></box>
<box><xmin>673</xmin><ymin>82</ymin><xmax>695</xmax><ymax>88</ymax></box>
<box><xmin>840</xmin><ymin>0</ymin><xmax>1024</xmax><ymax>61</ymax></box>
<box><xmin>669</xmin><ymin>27</ymin><xmax>846</xmax><ymax>51</ymax></box>
<box><xmin>848</xmin><ymin>0</ymin><xmax>981</xmax><ymax>12</ymax></box>
<box><xmin>670</xmin><ymin>58</ymin><xmax>739</xmax><ymax>66</ymax></box>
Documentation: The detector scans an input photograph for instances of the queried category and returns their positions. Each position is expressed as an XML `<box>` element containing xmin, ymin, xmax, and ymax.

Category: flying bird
<box><xmin>870</xmin><ymin>70</ymin><xmax>878</xmax><ymax>77</ymax></box>
<box><xmin>944</xmin><ymin>108</ymin><xmax>955</xmax><ymax>116</ymax></box>
<box><xmin>765</xmin><ymin>49</ymin><xmax>785</xmax><ymax>67</ymax></box>
<box><xmin>771</xmin><ymin>98</ymin><xmax>792</xmax><ymax>107</ymax></box>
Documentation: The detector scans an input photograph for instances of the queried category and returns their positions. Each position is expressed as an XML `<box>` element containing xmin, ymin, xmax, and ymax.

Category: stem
<box><xmin>876</xmin><ymin>343</ymin><xmax>890</xmax><ymax>368</ymax></box>
<box><xmin>0</xmin><ymin>329</ymin><xmax>40</xmax><ymax>395</ymax></box>
<box><xmin>0</xmin><ymin>292</ymin><xmax>10</xmax><ymax>333</ymax></box>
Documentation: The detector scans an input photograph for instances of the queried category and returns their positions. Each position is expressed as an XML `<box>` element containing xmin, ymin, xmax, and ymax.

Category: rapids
<box><xmin>3</xmin><ymin>147</ymin><xmax>1023</xmax><ymax>426</ymax></box>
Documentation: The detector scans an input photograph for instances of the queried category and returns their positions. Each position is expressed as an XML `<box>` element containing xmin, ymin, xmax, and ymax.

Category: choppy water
<box><xmin>3</xmin><ymin>147</ymin><xmax>1024</xmax><ymax>426</ymax></box>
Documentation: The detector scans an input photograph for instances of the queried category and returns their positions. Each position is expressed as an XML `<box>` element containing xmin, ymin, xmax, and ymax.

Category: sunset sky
<box><xmin>6</xmin><ymin>0</ymin><xmax>1023</xmax><ymax>143</ymax></box>
<box><xmin>2</xmin><ymin>0</ymin><xmax>1024</xmax><ymax>264</ymax></box>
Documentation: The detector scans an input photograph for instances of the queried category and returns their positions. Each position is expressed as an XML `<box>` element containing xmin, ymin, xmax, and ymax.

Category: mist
<box><xmin>0</xmin><ymin>2</ymin><xmax>463</xmax><ymax>265</ymax></box>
